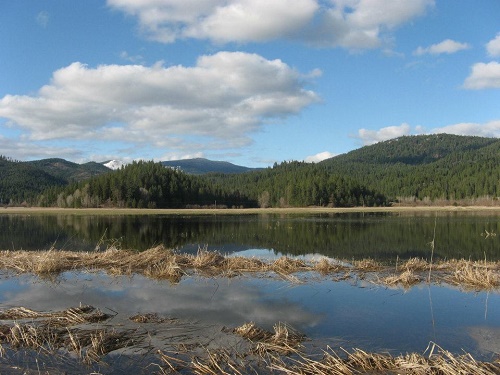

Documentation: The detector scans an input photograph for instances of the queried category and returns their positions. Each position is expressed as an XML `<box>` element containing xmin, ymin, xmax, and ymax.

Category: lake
<box><xmin>1</xmin><ymin>210</ymin><xmax>499</xmax><ymax>260</ymax></box>
<box><xmin>0</xmin><ymin>210</ymin><xmax>499</xmax><ymax>373</ymax></box>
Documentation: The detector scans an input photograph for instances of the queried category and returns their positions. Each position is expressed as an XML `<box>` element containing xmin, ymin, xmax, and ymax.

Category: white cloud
<box><xmin>486</xmin><ymin>33</ymin><xmax>500</xmax><ymax>57</ymax></box>
<box><xmin>36</xmin><ymin>11</ymin><xmax>49</xmax><ymax>28</ymax></box>
<box><xmin>107</xmin><ymin>0</ymin><xmax>434</xmax><ymax>49</ymax></box>
<box><xmin>463</xmin><ymin>62</ymin><xmax>500</xmax><ymax>89</ymax></box>
<box><xmin>413</xmin><ymin>39</ymin><xmax>470</xmax><ymax>56</ymax></box>
<box><xmin>356</xmin><ymin>123</ymin><xmax>412</xmax><ymax>145</ymax></box>
<box><xmin>0</xmin><ymin>52</ymin><xmax>320</xmax><ymax>154</ymax></box>
<box><xmin>0</xmin><ymin>135</ymin><xmax>81</xmax><ymax>161</ymax></box>
<box><xmin>431</xmin><ymin>120</ymin><xmax>500</xmax><ymax>138</ymax></box>
<box><xmin>314</xmin><ymin>0</ymin><xmax>434</xmax><ymax>49</ymax></box>
<box><xmin>304</xmin><ymin>151</ymin><xmax>336</xmax><ymax>163</ymax></box>
<box><xmin>355</xmin><ymin>120</ymin><xmax>500</xmax><ymax>147</ymax></box>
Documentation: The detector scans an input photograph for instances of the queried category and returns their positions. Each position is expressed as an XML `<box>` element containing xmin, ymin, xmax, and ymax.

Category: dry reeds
<box><xmin>0</xmin><ymin>305</ymin><xmax>139</xmax><ymax>366</ymax></box>
<box><xmin>0</xmin><ymin>247</ymin><xmax>499</xmax><ymax>290</ymax></box>
<box><xmin>270</xmin><ymin>343</ymin><xmax>500</xmax><ymax>375</ymax></box>
<box><xmin>445</xmin><ymin>259</ymin><xmax>500</xmax><ymax>291</ymax></box>
<box><xmin>234</xmin><ymin>321</ymin><xmax>305</xmax><ymax>355</ymax></box>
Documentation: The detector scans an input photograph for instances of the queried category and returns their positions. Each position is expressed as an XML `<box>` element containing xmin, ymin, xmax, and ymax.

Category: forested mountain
<box><xmin>39</xmin><ymin>160</ymin><xmax>253</xmax><ymax>208</ymax></box>
<box><xmin>205</xmin><ymin>161</ymin><xmax>387</xmax><ymax>207</ymax></box>
<box><xmin>0</xmin><ymin>157</ymin><xmax>111</xmax><ymax>205</ymax></box>
<box><xmin>161</xmin><ymin>158</ymin><xmax>259</xmax><ymax>174</ymax></box>
<box><xmin>0</xmin><ymin>156</ymin><xmax>67</xmax><ymax>204</ymax></box>
<box><xmin>2</xmin><ymin>134</ymin><xmax>499</xmax><ymax>208</ymax></box>
<box><xmin>320</xmin><ymin>134</ymin><xmax>500</xmax><ymax>202</ymax></box>
<box><xmin>27</xmin><ymin>158</ymin><xmax>111</xmax><ymax>182</ymax></box>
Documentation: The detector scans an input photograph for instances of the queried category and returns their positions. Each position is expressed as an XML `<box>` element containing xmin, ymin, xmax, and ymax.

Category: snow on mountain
<box><xmin>103</xmin><ymin>160</ymin><xmax>124</xmax><ymax>170</ymax></box>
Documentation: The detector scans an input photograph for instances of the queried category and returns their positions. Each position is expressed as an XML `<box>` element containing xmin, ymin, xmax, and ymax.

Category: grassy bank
<box><xmin>2</xmin><ymin>205</ymin><xmax>500</xmax><ymax>216</ymax></box>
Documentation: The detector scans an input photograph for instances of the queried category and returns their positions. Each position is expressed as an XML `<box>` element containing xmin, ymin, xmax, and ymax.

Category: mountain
<box><xmin>27</xmin><ymin>158</ymin><xmax>111</xmax><ymax>182</ymax></box>
<box><xmin>319</xmin><ymin>134</ymin><xmax>500</xmax><ymax>202</ymax></box>
<box><xmin>0</xmin><ymin>157</ymin><xmax>66</xmax><ymax>204</ymax></box>
<box><xmin>161</xmin><ymin>158</ymin><xmax>259</xmax><ymax>175</ymax></box>
<box><xmin>0</xmin><ymin>157</ymin><xmax>111</xmax><ymax>205</ymax></box>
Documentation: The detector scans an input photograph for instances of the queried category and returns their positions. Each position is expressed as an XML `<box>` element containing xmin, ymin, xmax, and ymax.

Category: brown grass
<box><xmin>0</xmin><ymin>248</ymin><xmax>499</xmax><ymax>290</ymax></box>
<box><xmin>1</xmin><ymin>305</ymin><xmax>498</xmax><ymax>374</ymax></box>
<box><xmin>270</xmin><ymin>343</ymin><xmax>500</xmax><ymax>375</ymax></box>
<box><xmin>445</xmin><ymin>259</ymin><xmax>500</xmax><ymax>290</ymax></box>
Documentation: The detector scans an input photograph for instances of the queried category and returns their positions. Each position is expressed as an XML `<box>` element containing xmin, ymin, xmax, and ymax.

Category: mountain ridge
<box><xmin>1</xmin><ymin>134</ymin><xmax>499</xmax><ymax>206</ymax></box>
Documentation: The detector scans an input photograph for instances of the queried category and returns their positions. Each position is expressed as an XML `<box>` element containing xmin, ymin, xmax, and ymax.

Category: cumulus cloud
<box><xmin>0</xmin><ymin>135</ymin><xmax>81</xmax><ymax>161</ymax></box>
<box><xmin>356</xmin><ymin>123</ymin><xmax>412</xmax><ymax>145</ymax></box>
<box><xmin>355</xmin><ymin>120</ymin><xmax>500</xmax><ymax>146</ymax></box>
<box><xmin>313</xmin><ymin>0</ymin><xmax>434</xmax><ymax>49</ymax></box>
<box><xmin>431</xmin><ymin>120</ymin><xmax>500</xmax><ymax>138</ymax></box>
<box><xmin>486</xmin><ymin>33</ymin><xmax>500</xmax><ymax>57</ymax></box>
<box><xmin>463</xmin><ymin>62</ymin><xmax>500</xmax><ymax>89</ymax></box>
<box><xmin>0</xmin><ymin>52</ymin><xmax>319</xmax><ymax>154</ymax></box>
<box><xmin>107</xmin><ymin>0</ymin><xmax>434</xmax><ymax>49</ymax></box>
<box><xmin>304</xmin><ymin>151</ymin><xmax>336</xmax><ymax>163</ymax></box>
<box><xmin>413</xmin><ymin>39</ymin><xmax>470</xmax><ymax>56</ymax></box>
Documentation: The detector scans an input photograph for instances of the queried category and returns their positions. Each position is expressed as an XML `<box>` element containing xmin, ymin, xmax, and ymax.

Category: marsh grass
<box><xmin>270</xmin><ymin>343</ymin><xmax>500</xmax><ymax>375</ymax></box>
<box><xmin>0</xmin><ymin>305</ymin><xmax>138</xmax><ymax>366</ymax></box>
<box><xmin>1</xmin><ymin>307</ymin><xmax>498</xmax><ymax>374</ymax></box>
<box><xmin>445</xmin><ymin>259</ymin><xmax>500</xmax><ymax>290</ymax></box>
<box><xmin>0</xmin><ymin>247</ymin><xmax>499</xmax><ymax>290</ymax></box>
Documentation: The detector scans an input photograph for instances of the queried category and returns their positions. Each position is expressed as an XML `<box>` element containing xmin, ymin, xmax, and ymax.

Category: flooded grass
<box><xmin>0</xmin><ymin>247</ymin><xmax>499</xmax><ymax>291</ymax></box>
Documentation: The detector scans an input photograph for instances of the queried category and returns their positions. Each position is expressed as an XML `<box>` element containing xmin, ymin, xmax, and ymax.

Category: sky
<box><xmin>1</xmin><ymin>1</ymin><xmax>499</xmax><ymax>168</ymax></box>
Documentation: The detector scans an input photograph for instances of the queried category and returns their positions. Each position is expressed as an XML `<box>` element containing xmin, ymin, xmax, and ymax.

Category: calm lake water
<box><xmin>1</xmin><ymin>211</ymin><xmax>500</xmax><ymax>260</ymax></box>
<box><xmin>0</xmin><ymin>211</ymin><xmax>499</xmax><ymax>373</ymax></box>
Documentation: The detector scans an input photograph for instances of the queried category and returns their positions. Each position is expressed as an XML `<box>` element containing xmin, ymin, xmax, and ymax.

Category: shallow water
<box><xmin>1</xmin><ymin>211</ymin><xmax>499</xmax><ymax>373</ymax></box>
<box><xmin>0</xmin><ymin>270</ymin><xmax>498</xmax><ymax>362</ymax></box>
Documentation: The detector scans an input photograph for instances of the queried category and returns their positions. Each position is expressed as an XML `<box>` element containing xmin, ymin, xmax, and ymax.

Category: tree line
<box><xmin>38</xmin><ymin>161</ymin><xmax>253</xmax><ymax>208</ymax></box>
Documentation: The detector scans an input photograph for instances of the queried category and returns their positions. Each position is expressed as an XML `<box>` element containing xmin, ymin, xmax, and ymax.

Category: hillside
<box><xmin>28</xmin><ymin>158</ymin><xmax>111</xmax><ymax>182</ymax></box>
<box><xmin>0</xmin><ymin>157</ymin><xmax>111</xmax><ymax>205</ymax></box>
<box><xmin>2</xmin><ymin>134</ymin><xmax>499</xmax><ymax>207</ymax></box>
<box><xmin>320</xmin><ymin>134</ymin><xmax>500</xmax><ymax>202</ymax></box>
<box><xmin>161</xmin><ymin>158</ymin><xmax>258</xmax><ymax>175</ymax></box>
<box><xmin>0</xmin><ymin>157</ymin><xmax>66</xmax><ymax>204</ymax></box>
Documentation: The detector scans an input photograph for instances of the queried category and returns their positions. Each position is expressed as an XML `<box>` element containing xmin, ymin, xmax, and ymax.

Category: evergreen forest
<box><xmin>1</xmin><ymin>134</ymin><xmax>499</xmax><ymax>208</ymax></box>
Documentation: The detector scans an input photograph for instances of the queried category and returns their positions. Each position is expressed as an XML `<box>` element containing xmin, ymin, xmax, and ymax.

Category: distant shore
<box><xmin>2</xmin><ymin>205</ymin><xmax>500</xmax><ymax>215</ymax></box>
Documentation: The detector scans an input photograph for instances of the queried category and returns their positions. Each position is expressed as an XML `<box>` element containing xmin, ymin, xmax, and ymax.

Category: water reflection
<box><xmin>0</xmin><ymin>271</ymin><xmax>498</xmax><ymax>360</ymax></box>
<box><xmin>1</xmin><ymin>212</ymin><xmax>499</xmax><ymax>260</ymax></box>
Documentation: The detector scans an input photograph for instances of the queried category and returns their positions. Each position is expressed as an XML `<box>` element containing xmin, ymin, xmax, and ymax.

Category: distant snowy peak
<box><xmin>103</xmin><ymin>160</ymin><xmax>124</xmax><ymax>170</ymax></box>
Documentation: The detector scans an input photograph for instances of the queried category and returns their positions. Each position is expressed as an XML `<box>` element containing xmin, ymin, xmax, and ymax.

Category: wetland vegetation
<box><xmin>0</xmin><ymin>209</ymin><xmax>499</xmax><ymax>374</ymax></box>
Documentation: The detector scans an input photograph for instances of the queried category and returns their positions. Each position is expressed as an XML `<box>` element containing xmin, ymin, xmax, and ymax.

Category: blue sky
<box><xmin>1</xmin><ymin>0</ymin><xmax>499</xmax><ymax>167</ymax></box>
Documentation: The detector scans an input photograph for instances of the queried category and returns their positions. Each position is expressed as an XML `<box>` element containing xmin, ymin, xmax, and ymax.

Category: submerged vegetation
<box><xmin>0</xmin><ymin>303</ymin><xmax>499</xmax><ymax>374</ymax></box>
<box><xmin>0</xmin><ymin>246</ymin><xmax>498</xmax><ymax>291</ymax></box>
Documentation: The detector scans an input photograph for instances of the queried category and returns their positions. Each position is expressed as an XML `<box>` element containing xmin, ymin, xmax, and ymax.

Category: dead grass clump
<box><xmin>144</xmin><ymin>260</ymin><xmax>185</xmax><ymax>283</ymax></box>
<box><xmin>271</xmin><ymin>257</ymin><xmax>310</xmax><ymax>274</ymax></box>
<box><xmin>192</xmin><ymin>249</ymin><xmax>226</xmax><ymax>270</ymax></box>
<box><xmin>401</xmin><ymin>257</ymin><xmax>429</xmax><ymax>272</ymax></box>
<box><xmin>129</xmin><ymin>313</ymin><xmax>176</xmax><ymax>324</ymax></box>
<box><xmin>270</xmin><ymin>344</ymin><xmax>500</xmax><ymax>375</ymax></box>
<box><xmin>84</xmin><ymin>329</ymin><xmax>134</xmax><ymax>364</ymax></box>
<box><xmin>446</xmin><ymin>260</ymin><xmax>500</xmax><ymax>290</ymax></box>
<box><xmin>234</xmin><ymin>321</ymin><xmax>305</xmax><ymax>356</ymax></box>
<box><xmin>233</xmin><ymin>322</ymin><xmax>272</xmax><ymax>342</ymax></box>
<box><xmin>314</xmin><ymin>258</ymin><xmax>348</xmax><ymax>275</ymax></box>
<box><xmin>225</xmin><ymin>257</ymin><xmax>266</xmax><ymax>274</ymax></box>
<box><xmin>353</xmin><ymin>258</ymin><xmax>382</xmax><ymax>272</ymax></box>
<box><xmin>0</xmin><ymin>305</ymin><xmax>110</xmax><ymax>326</ymax></box>
<box><xmin>382</xmin><ymin>269</ymin><xmax>421</xmax><ymax>289</ymax></box>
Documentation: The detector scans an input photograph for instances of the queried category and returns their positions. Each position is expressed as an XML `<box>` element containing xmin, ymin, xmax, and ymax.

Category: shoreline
<box><xmin>2</xmin><ymin>205</ymin><xmax>500</xmax><ymax>215</ymax></box>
